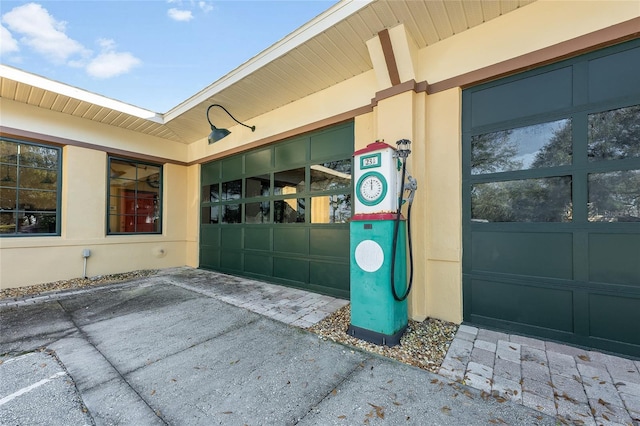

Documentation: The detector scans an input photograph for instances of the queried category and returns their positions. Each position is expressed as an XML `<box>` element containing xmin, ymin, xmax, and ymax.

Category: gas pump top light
<box><xmin>395</xmin><ymin>139</ymin><xmax>411</xmax><ymax>159</ymax></box>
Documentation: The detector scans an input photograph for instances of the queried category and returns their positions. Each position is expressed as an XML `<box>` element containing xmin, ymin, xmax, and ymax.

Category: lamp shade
<box><xmin>208</xmin><ymin>126</ymin><xmax>231</xmax><ymax>144</ymax></box>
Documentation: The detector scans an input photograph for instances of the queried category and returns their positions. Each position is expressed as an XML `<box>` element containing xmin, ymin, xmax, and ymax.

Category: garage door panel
<box><xmin>275</xmin><ymin>139</ymin><xmax>307</xmax><ymax>168</ymax></box>
<box><xmin>470</xmin><ymin>278</ymin><xmax>574</xmax><ymax>332</ymax></box>
<box><xmin>221</xmin><ymin>251</ymin><xmax>242</xmax><ymax>272</ymax></box>
<box><xmin>310</xmin><ymin>261</ymin><xmax>349</xmax><ymax>294</ymax></box>
<box><xmin>589</xmin><ymin>234</ymin><xmax>640</xmax><ymax>286</ymax></box>
<box><xmin>470</xmin><ymin>66</ymin><xmax>572</xmax><ymax>128</ymax></box>
<box><xmin>589</xmin><ymin>293</ymin><xmax>640</xmax><ymax>346</ymax></box>
<box><xmin>221</xmin><ymin>227</ymin><xmax>243</xmax><ymax>250</ymax></box>
<box><xmin>310</xmin><ymin>228</ymin><xmax>349</xmax><ymax>258</ymax></box>
<box><xmin>222</xmin><ymin>156</ymin><xmax>243</xmax><ymax>180</ymax></box>
<box><xmin>588</xmin><ymin>46</ymin><xmax>640</xmax><ymax>103</ymax></box>
<box><xmin>245</xmin><ymin>148</ymin><xmax>272</xmax><ymax>174</ymax></box>
<box><xmin>245</xmin><ymin>227</ymin><xmax>271</xmax><ymax>251</ymax></box>
<box><xmin>274</xmin><ymin>227</ymin><xmax>309</xmax><ymax>255</ymax></box>
<box><xmin>274</xmin><ymin>257</ymin><xmax>309</xmax><ymax>283</ymax></box>
<box><xmin>471</xmin><ymin>231</ymin><xmax>573</xmax><ymax>279</ymax></box>
<box><xmin>244</xmin><ymin>253</ymin><xmax>273</xmax><ymax>276</ymax></box>
<box><xmin>199</xmin><ymin>248</ymin><xmax>219</xmax><ymax>269</ymax></box>
<box><xmin>310</xmin><ymin>126</ymin><xmax>353</xmax><ymax>161</ymax></box>
<box><xmin>201</xmin><ymin>226</ymin><xmax>220</xmax><ymax>245</ymax></box>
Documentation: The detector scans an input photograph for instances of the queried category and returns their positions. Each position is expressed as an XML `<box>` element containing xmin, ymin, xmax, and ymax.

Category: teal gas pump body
<box><xmin>347</xmin><ymin>141</ymin><xmax>409</xmax><ymax>346</ymax></box>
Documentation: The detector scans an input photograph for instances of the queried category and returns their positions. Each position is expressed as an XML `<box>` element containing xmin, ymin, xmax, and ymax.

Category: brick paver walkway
<box><xmin>439</xmin><ymin>325</ymin><xmax>640</xmax><ymax>426</ymax></box>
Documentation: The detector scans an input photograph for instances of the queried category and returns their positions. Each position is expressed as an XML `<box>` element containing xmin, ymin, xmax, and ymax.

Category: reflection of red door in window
<box><xmin>122</xmin><ymin>190</ymin><xmax>157</xmax><ymax>232</ymax></box>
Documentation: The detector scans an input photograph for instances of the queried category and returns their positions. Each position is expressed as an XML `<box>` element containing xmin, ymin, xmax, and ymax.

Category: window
<box><xmin>0</xmin><ymin>138</ymin><xmax>61</xmax><ymax>236</ymax></box>
<box><xmin>108</xmin><ymin>158</ymin><xmax>162</xmax><ymax>234</ymax></box>
<box><xmin>202</xmin><ymin>160</ymin><xmax>352</xmax><ymax>225</ymax></box>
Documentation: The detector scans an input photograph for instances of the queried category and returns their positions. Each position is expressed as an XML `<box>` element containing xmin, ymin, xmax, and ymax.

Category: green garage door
<box><xmin>200</xmin><ymin>122</ymin><xmax>354</xmax><ymax>298</ymax></box>
<box><xmin>462</xmin><ymin>39</ymin><xmax>640</xmax><ymax>357</ymax></box>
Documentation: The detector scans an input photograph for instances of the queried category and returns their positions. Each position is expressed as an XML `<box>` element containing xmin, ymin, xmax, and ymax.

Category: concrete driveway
<box><xmin>1</xmin><ymin>268</ymin><xmax>558</xmax><ymax>425</ymax></box>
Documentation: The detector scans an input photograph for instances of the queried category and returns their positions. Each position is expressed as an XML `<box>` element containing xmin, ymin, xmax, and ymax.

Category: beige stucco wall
<box><xmin>0</xmin><ymin>102</ymin><xmax>191</xmax><ymax>289</ymax></box>
<box><xmin>417</xmin><ymin>0</ymin><xmax>639</xmax><ymax>85</ymax></box>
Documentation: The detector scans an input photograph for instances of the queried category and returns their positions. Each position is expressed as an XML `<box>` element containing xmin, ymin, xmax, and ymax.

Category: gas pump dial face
<box><xmin>356</xmin><ymin>172</ymin><xmax>388</xmax><ymax>206</ymax></box>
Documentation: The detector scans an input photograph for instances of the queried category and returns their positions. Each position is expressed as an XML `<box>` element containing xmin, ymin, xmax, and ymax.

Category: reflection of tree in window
<box><xmin>588</xmin><ymin>105</ymin><xmax>640</xmax><ymax>161</ymax></box>
<box><xmin>0</xmin><ymin>140</ymin><xmax>60</xmax><ymax>234</ymax></box>
<box><xmin>222</xmin><ymin>180</ymin><xmax>241</xmax><ymax>200</ymax></box>
<box><xmin>222</xmin><ymin>204</ymin><xmax>241</xmax><ymax>223</ymax></box>
<box><xmin>472</xmin><ymin>120</ymin><xmax>572</xmax><ymax>174</ymax></box>
<box><xmin>471</xmin><ymin>131</ymin><xmax>521</xmax><ymax>174</ymax></box>
<box><xmin>589</xmin><ymin>170</ymin><xmax>640</xmax><ymax>222</ymax></box>
<box><xmin>472</xmin><ymin>177</ymin><xmax>572</xmax><ymax>223</ymax></box>
<box><xmin>531</xmin><ymin>121</ymin><xmax>573</xmax><ymax>168</ymax></box>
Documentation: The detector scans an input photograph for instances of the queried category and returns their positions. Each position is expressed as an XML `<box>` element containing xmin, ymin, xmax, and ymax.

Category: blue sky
<box><xmin>0</xmin><ymin>1</ymin><xmax>337</xmax><ymax>112</ymax></box>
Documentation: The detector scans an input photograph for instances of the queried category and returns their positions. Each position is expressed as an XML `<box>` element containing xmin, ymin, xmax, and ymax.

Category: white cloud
<box><xmin>0</xmin><ymin>24</ymin><xmax>20</xmax><ymax>56</ymax></box>
<box><xmin>1</xmin><ymin>3</ymin><xmax>89</xmax><ymax>64</ymax></box>
<box><xmin>199</xmin><ymin>1</ymin><xmax>213</xmax><ymax>13</ymax></box>
<box><xmin>86</xmin><ymin>38</ymin><xmax>141</xmax><ymax>78</ymax></box>
<box><xmin>167</xmin><ymin>8</ymin><xmax>193</xmax><ymax>22</ymax></box>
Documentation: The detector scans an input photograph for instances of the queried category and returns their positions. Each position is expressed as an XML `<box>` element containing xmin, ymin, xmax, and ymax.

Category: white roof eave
<box><xmin>163</xmin><ymin>0</ymin><xmax>375</xmax><ymax>122</ymax></box>
<box><xmin>0</xmin><ymin>64</ymin><xmax>163</xmax><ymax>123</ymax></box>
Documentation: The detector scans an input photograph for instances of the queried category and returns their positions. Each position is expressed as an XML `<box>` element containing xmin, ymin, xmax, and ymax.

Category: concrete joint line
<box><xmin>294</xmin><ymin>356</ymin><xmax>374</xmax><ymax>425</ymax></box>
<box><xmin>55</xmin><ymin>301</ymin><xmax>169</xmax><ymax>426</ymax></box>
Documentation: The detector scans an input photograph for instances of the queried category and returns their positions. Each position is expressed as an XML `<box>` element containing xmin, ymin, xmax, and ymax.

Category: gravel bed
<box><xmin>308</xmin><ymin>305</ymin><xmax>458</xmax><ymax>374</ymax></box>
<box><xmin>0</xmin><ymin>270</ymin><xmax>158</xmax><ymax>300</ymax></box>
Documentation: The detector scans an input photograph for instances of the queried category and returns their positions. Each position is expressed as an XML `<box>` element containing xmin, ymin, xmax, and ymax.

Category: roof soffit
<box><xmin>1</xmin><ymin>0</ymin><xmax>537</xmax><ymax>145</ymax></box>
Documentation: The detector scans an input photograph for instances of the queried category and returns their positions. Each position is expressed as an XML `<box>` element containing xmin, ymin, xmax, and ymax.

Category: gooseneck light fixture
<box><xmin>206</xmin><ymin>104</ymin><xmax>256</xmax><ymax>144</ymax></box>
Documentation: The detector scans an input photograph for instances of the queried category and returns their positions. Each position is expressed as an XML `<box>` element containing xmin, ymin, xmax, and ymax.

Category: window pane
<box><xmin>19</xmin><ymin>189</ymin><xmax>57</xmax><ymax>210</ymax></box>
<box><xmin>245</xmin><ymin>174</ymin><xmax>270</xmax><ymax>198</ymax></box>
<box><xmin>588</xmin><ymin>169</ymin><xmax>640</xmax><ymax>222</ymax></box>
<box><xmin>0</xmin><ymin>187</ymin><xmax>16</xmax><ymax>209</ymax></box>
<box><xmin>588</xmin><ymin>105</ymin><xmax>640</xmax><ymax>161</ymax></box>
<box><xmin>222</xmin><ymin>180</ymin><xmax>241</xmax><ymax>201</ymax></box>
<box><xmin>1</xmin><ymin>164</ymin><xmax>17</xmax><ymax>184</ymax></box>
<box><xmin>110</xmin><ymin>177</ymin><xmax>135</xmax><ymax>191</ymax></box>
<box><xmin>311</xmin><ymin>194</ymin><xmax>352</xmax><ymax>223</ymax></box>
<box><xmin>201</xmin><ymin>205</ymin><xmax>219</xmax><ymax>224</ymax></box>
<box><xmin>471</xmin><ymin>119</ymin><xmax>572</xmax><ymax>174</ymax></box>
<box><xmin>19</xmin><ymin>144</ymin><xmax>58</xmax><ymax>169</ymax></box>
<box><xmin>245</xmin><ymin>201</ymin><xmax>270</xmax><ymax>223</ymax></box>
<box><xmin>18</xmin><ymin>212</ymin><xmax>56</xmax><ymax>234</ymax></box>
<box><xmin>0</xmin><ymin>141</ymin><xmax>18</xmax><ymax>164</ymax></box>
<box><xmin>0</xmin><ymin>212</ymin><xmax>16</xmax><ymax>234</ymax></box>
<box><xmin>310</xmin><ymin>160</ymin><xmax>352</xmax><ymax>191</ymax></box>
<box><xmin>472</xmin><ymin>177</ymin><xmax>572</xmax><ymax>222</ymax></box>
<box><xmin>222</xmin><ymin>204</ymin><xmax>241</xmax><ymax>223</ymax></box>
<box><xmin>274</xmin><ymin>168</ymin><xmax>305</xmax><ymax>195</ymax></box>
<box><xmin>202</xmin><ymin>184</ymin><xmax>219</xmax><ymax>203</ymax></box>
<box><xmin>19</xmin><ymin>167</ymin><xmax>57</xmax><ymax>190</ymax></box>
<box><xmin>108</xmin><ymin>158</ymin><xmax>162</xmax><ymax>234</ymax></box>
<box><xmin>110</xmin><ymin>160</ymin><xmax>135</xmax><ymax>179</ymax></box>
<box><xmin>274</xmin><ymin>198</ymin><xmax>305</xmax><ymax>223</ymax></box>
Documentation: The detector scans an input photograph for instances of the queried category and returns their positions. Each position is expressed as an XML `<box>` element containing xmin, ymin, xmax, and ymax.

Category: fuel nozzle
<box><xmin>404</xmin><ymin>175</ymin><xmax>417</xmax><ymax>205</ymax></box>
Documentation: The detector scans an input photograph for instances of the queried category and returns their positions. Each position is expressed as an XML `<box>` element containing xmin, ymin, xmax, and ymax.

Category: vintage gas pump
<box><xmin>347</xmin><ymin>139</ymin><xmax>417</xmax><ymax>346</ymax></box>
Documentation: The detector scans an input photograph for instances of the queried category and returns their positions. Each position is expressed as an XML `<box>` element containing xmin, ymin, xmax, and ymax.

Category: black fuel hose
<box><xmin>390</xmin><ymin>158</ymin><xmax>414</xmax><ymax>302</ymax></box>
